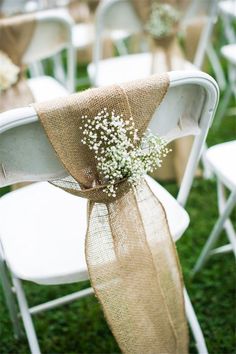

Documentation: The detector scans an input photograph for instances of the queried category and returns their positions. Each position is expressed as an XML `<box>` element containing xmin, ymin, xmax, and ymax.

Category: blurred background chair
<box><xmin>0</xmin><ymin>9</ymin><xmax>75</xmax><ymax>102</ymax></box>
<box><xmin>214</xmin><ymin>0</ymin><xmax>236</xmax><ymax>124</ymax></box>
<box><xmin>0</xmin><ymin>71</ymin><xmax>219</xmax><ymax>354</ymax></box>
<box><xmin>216</xmin><ymin>43</ymin><xmax>236</xmax><ymax>124</ymax></box>
<box><xmin>218</xmin><ymin>0</ymin><xmax>236</xmax><ymax>44</ymax></box>
<box><xmin>193</xmin><ymin>140</ymin><xmax>236</xmax><ymax>275</ymax></box>
<box><xmin>87</xmin><ymin>0</ymin><xmax>219</xmax><ymax>183</ymax></box>
<box><xmin>88</xmin><ymin>0</ymin><xmax>218</xmax><ymax>86</ymax></box>
<box><xmin>26</xmin><ymin>9</ymin><xmax>75</xmax><ymax>95</ymax></box>
<box><xmin>19</xmin><ymin>0</ymin><xmax>131</xmax><ymax>88</ymax></box>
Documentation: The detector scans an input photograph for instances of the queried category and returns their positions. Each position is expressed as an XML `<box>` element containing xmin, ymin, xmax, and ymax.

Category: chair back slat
<box><xmin>22</xmin><ymin>10</ymin><xmax>73</xmax><ymax>65</ymax></box>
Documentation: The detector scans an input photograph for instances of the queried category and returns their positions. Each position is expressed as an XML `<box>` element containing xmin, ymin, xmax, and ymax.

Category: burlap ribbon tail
<box><xmin>34</xmin><ymin>74</ymin><xmax>188</xmax><ymax>354</ymax></box>
<box><xmin>0</xmin><ymin>14</ymin><xmax>36</xmax><ymax>113</ymax></box>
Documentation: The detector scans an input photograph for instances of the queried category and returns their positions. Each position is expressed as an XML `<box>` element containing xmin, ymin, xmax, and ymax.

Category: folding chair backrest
<box><xmin>92</xmin><ymin>0</ymin><xmax>143</xmax><ymax>73</ymax></box>
<box><xmin>0</xmin><ymin>71</ymin><xmax>219</xmax><ymax>208</ymax></box>
<box><xmin>22</xmin><ymin>10</ymin><xmax>73</xmax><ymax>64</ymax></box>
<box><xmin>96</xmin><ymin>0</ymin><xmax>141</xmax><ymax>33</ymax></box>
<box><xmin>93</xmin><ymin>0</ymin><xmax>218</xmax><ymax>70</ymax></box>
<box><xmin>182</xmin><ymin>0</ymin><xmax>218</xmax><ymax>68</ymax></box>
<box><xmin>0</xmin><ymin>10</ymin><xmax>75</xmax><ymax>92</ymax></box>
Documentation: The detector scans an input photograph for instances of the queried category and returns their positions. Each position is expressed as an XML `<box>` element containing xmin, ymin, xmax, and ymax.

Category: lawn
<box><xmin>0</xmin><ymin>55</ymin><xmax>235</xmax><ymax>354</ymax></box>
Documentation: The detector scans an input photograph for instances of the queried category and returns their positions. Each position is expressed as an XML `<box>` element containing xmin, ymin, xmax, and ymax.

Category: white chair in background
<box><xmin>193</xmin><ymin>140</ymin><xmax>236</xmax><ymax>275</ymax></box>
<box><xmin>56</xmin><ymin>8</ymin><xmax>130</xmax><ymax>87</ymax></box>
<box><xmin>0</xmin><ymin>2</ymin><xmax>76</xmax><ymax>91</ymax></box>
<box><xmin>87</xmin><ymin>0</ymin><xmax>218</xmax><ymax>87</ymax></box>
<box><xmin>0</xmin><ymin>71</ymin><xmax>219</xmax><ymax>354</ymax></box>
<box><xmin>218</xmin><ymin>0</ymin><xmax>236</xmax><ymax>45</ymax></box>
<box><xmin>0</xmin><ymin>9</ymin><xmax>76</xmax><ymax>101</ymax></box>
<box><xmin>21</xmin><ymin>9</ymin><xmax>76</xmax><ymax>96</ymax></box>
<box><xmin>220</xmin><ymin>43</ymin><xmax>236</xmax><ymax>106</ymax></box>
<box><xmin>214</xmin><ymin>0</ymin><xmax>236</xmax><ymax>124</ymax></box>
<box><xmin>34</xmin><ymin>1</ymin><xmax>130</xmax><ymax>87</ymax></box>
<box><xmin>176</xmin><ymin>0</ymin><xmax>227</xmax><ymax>98</ymax></box>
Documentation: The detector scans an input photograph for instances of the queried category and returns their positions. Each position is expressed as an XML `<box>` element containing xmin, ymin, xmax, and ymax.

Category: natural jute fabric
<box><xmin>0</xmin><ymin>13</ymin><xmax>36</xmax><ymax>113</ymax></box>
<box><xmin>34</xmin><ymin>74</ymin><xmax>189</xmax><ymax>354</ymax></box>
<box><xmin>131</xmin><ymin>0</ymin><xmax>204</xmax><ymax>183</ymax></box>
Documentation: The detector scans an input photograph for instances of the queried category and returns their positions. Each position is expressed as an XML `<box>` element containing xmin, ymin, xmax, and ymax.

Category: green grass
<box><xmin>0</xmin><ymin>53</ymin><xmax>236</xmax><ymax>354</ymax></box>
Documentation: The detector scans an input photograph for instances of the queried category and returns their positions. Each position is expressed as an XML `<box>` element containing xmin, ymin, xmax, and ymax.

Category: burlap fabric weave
<box><xmin>0</xmin><ymin>13</ymin><xmax>36</xmax><ymax>113</ymax></box>
<box><xmin>34</xmin><ymin>73</ymin><xmax>189</xmax><ymax>354</ymax></box>
<box><xmin>131</xmin><ymin>0</ymin><xmax>206</xmax><ymax>183</ymax></box>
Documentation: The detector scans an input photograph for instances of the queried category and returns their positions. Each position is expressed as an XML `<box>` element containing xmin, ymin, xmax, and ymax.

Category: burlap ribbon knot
<box><xmin>34</xmin><ymin>73</ymin><xmax>188</xmax><ymax>354</ymax></box>
<box><xmin>0</xmin><ymin>14</ymin><xmax>36</xmax><ymax>113</ymax></box>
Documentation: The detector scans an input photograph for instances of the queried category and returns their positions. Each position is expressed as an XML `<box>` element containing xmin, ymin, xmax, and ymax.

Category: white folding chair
<box><xmin>33</xmin><ymin>1</ymin><xmax>130</xmax><ymax>87</ymax></box>
<box><xmin>23</xmin><ymin>9</ymin><xmax>76</xmax><ymax>95</ymax></box>
<box><xmin>213</xmin><ymin>0</ymin><xmax>236</xmax><ymax>124</ymax></box>
<box><xmin>217</xmin><ymin>44</ymin><xmax>236</xmax><ymax>118</ymax></box>
<box><xmin>0</xmin><ymin>71</ymin><xmax>219</xmax><ymax>354</ymax></box>
<box><xmin>193</xmin><ymin>140</ymin><xmax>236</xmax><ymax>274</ymax></box>
<box><xmin>87</xmin><ymin>0</ymin><xmax>218</xmax><ymax>87</ymax></box>
<box><xmin>55</xmin><ymin>7</ymin><xmax>130</xmax><ymax>87</ymax></box>
<box><xmin>218</xmin><ymin>0</ymin><xmax>236</xmax><ymax>45</ymax></box>
<box><xmin>1</xmin><ymin>9</ymin><xmax>76</xmax><ymax>98</ymax></box>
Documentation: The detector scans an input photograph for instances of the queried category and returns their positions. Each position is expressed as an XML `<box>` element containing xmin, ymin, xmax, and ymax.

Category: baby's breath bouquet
<box><xmin>81</xmin><ymin>108</ymin><xmax>170</xmax><ymax>197</ymax></box>
<box><xmin>0</xmin><ymin>50</ymin><xmax>20</xmax><ymax>92</ymax></box>
<box><xmin>145</xmin><ymin>2</ymin><xmax>181</xmax><ymax>39</ymax></box>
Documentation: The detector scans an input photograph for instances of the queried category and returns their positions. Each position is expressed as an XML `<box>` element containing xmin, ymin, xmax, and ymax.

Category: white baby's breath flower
<box><xmin>81</xmin><ymin>108</ymin><xmax>171</xmax><ymax>197</ymax></box>
<box><xmin>0</xmin><ymin>50</ymin><xmax>20</xmax><ymax>92</ymax></box>
<box><xmin>145</xmin><ymin>3</ymin><xmax>180</xmax><ymax>39</ymax></box>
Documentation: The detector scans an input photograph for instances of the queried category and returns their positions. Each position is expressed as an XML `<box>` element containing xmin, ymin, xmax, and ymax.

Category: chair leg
<box><xmin>217</xmin><ymin>181</ymin><xmax>236</xmax><ymax>257</ymax></box>
<box><xmin>12</xmin><ymin>276</ymin><xmax>41</xmax><ymax>354</ymax></box>
<box><xmin>201</xmin><ymin>143</ymin><xmax>214</xmax><ymax>179</ymax></box>
<box><xmin>206</xmin><ymin>44</ymin><xmax>226</xmax><ymax>92</ymax></box>
<box><xmin>184</xmin><ymin>287</ymin><xmax>208</xmax><ymax>354</ymax></box>
<box><xmin>0</xmin><ymin>252</ymin><xmax>22</xmax><ymax>339</ymax></box>
<box><xmin>29</xmin><ymin>61</ymin><xmax>45</xmax><ymax>78</ymax></box>
<box><xmin>114</xmin><ymin>38</ymin><xmax>129</xmax><ymax>56</ymax></box>
<box><xmin>192</xmin><ymin>189</ymin><xmax>236</xmax><ymax>275</ymax></box>
<box><xmin>52</xmin><ymin>52</ymin><xmax>67</xmax><ymax>87</ymax></box>
<box><xmin>214</xmin><ymin>85</ymin><xmax>232</xmax><ymax>129</ymax></box>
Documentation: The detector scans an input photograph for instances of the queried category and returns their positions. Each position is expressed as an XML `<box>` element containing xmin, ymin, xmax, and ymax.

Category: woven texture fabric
<box><xmin>131</xmin><ymin>0</ymin><xmax>206</xmax><ymax>183</ymax></box>
<box><xmin>0</xmin><ymin>13</ymin><xmax>36</xmax><ymax>113</ymax></box>
<box><xmin>34</xmin><ymin>74</ymin><xmax>189</xmax><ymax>354</ymax></box>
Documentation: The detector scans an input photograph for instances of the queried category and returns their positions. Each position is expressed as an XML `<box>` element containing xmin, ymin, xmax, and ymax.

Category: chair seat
<box><xmin>0</xmin><ymin>176</ymin><xmax>189</xmax><ymax>285</ymax></box>
<box><xmin>72</xmin><ymin>23</ymin><xmax>130</xmax><ymax>50</ymax></box>
<box><xmin>221</xmin><ymin>44</ymin><xmax>236</xmax><ymax>66</ymax></box>
<box><xmin>88</xmin><ymin>52</ymin><xmax>196</xmax><ymax>86</ymax></box>
<box><xmin>206</xmin><ymin>141</ymin><xmax>236</xmax><ymax>191</ymax></box>
<box><xmin>27</xmin><ymin>76</ymin><xmax>69</xmax><ymax>102</ymax></box>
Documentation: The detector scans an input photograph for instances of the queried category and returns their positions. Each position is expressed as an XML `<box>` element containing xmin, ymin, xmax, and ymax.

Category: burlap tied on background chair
<box><xmin>89</xmin><ymin>0</ymin><xmax>215</xmax><ymax>183</ymax></box>
<box><xmin>0</xmin><ymin>11</ymin><xmax>75</xmax><ymax>189</ymax></box>
<box><xmin>34</xmin><ymin>73</ymin><xmax>188</xmax><ymax>354</ymax></box>
<box><xmin>0</xmin><ymin>14</ymin><xmax>36</xmax><ymax>113</ymax></box>
<box><xmin>131</xmin><ymin>0</ymin><xmax>206</xmax><ymax>184</ymax></box>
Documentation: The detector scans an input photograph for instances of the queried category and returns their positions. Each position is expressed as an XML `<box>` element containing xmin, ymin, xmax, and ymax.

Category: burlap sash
<box><xmin>0</xmin><ymin>14</ymin><xmax>36</xmax><ymax>113</ymax></box>
<box><xmin>131</xmin><ymin>0</ymin><xmax>205</xmax><ymax>183</ymax></box>
<box><xmin>34</xmin><ymin>73</ymin><xmax>189</xmax><ymax>354</ymax></box>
